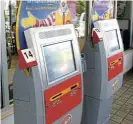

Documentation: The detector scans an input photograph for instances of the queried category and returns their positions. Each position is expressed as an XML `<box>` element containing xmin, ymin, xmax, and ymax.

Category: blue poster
<box><xmin>93</xmin><ymin>1</ymin><xmax>109</xmax><ymax>16</ymax></box>
<box><xmin>92</xmin><ymin>0</ymin><xmax>114</xmax><ymax>22</ymax></box>
<box><xmin>16</xmin><ymin>1</ymin><xmax>72</xmax><ymax>50</ymax></box>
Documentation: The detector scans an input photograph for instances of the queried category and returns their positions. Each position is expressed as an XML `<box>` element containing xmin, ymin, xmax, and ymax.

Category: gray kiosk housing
<box><xmin>82</xmin><ymin>19</ymin><xmax>124</xmax><ymax>124</ymax></box>
<box><xmin>13</xmin><ymin>24</ymin><xmax>83</xmax><ymax>124</ymax></box>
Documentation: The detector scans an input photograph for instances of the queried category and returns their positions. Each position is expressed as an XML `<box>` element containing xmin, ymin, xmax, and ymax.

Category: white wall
<box><xmin>131</xmin><ymin>1</ymin><xmax>133</xmax><ymax>47</ymax></box>
<box><xmin>120</xmin><ymin>1</ymin><xmax>133</xmax><ymax>73</ymax></box>
<box><xmin>124</xmin><ymin>49</ymin><xmax>133</xmax><ymax>73</ymax></box>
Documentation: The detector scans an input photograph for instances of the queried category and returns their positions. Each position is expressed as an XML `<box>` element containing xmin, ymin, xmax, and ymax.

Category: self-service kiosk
<box><xmin>82</xmin><ymin>19</ymin><xmax>124</xmax><ymax>124</ymax></box>
<box><xmin>13</xmin><ymin>24</ymin><xmax>83</xmax><ymax>124</ymax></box>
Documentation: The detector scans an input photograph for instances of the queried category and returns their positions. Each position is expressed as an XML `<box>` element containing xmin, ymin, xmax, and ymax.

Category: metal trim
<box><xmin>1</xmin><ymin>1</ymin><xmax>10</xmax><ymax>108</ymax></box>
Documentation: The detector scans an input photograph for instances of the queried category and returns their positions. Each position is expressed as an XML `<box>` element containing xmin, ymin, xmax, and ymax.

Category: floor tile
<box><xmin>123</xmin><ymin>103</ymin><xmax>133</xmax><ymax>109</ymax></box>
<box><xmin>129</xmin><ymin>77</ymin><xmax>133</xmax><ymax>82</ymax></box>
<box><xmin>124</xmin><ymin>91</ymin><xmax>133</xmax><ymax>96</ymax></box>
<box><xmin>119</xmin><ymin>106</ymin><xmax>131</xmax><ymax>113</ymax></box>
<box><xmin>123</xmin><ymin>75</ymin><xmax>131</xmax><ymax>82</ymax></box>
<box><xmin>111</xmin><ymin>108</ymin><xmax>118</xmax><ymax>114</ymax></box>
<box><xmin>114</xmin><ymin>100</ymin><xmax>125</xmax><ymax>106</ymax></box>
<box><xmin>123</xmin><ymin>84</ymin><xmax>132</xmax><ymax>88</ymax></box>
<box><xmin>126</xmin><ymin>99</ymin><xmax>133</xmax><ymax>105</ymax></box>
<box><xmin>111</xmin><ymin>115</ymin><xmax>123</xmax><ymax>123</ymax></box>
<box><xmin>126</xmin><ymin>81</ymin><xmax>133</xmax><ymax>85</ymax></box>
<box><xmin>129</xmin><ymin>85</ymin><xmax>133</xmax><ymax>88</ymax></box>
<box><xmin>118</xmin><ymin>88</ymin><xmax>127</xmax><ymax>93</ymax></box>
<box><xmin>120</xmin><ymin>86</ymin><xmax>129</xmax><ymax>90</ymax></box>
<box><xmin>115</xmin><ymin>110</ymin><xmax>128</xmax><ymax>118</ymax></box>
<box><xmin>110</xmin><ymin>120</ymin><xmax>119</xmax><ymax>124</ymax></box>
<box><xmin>121</xmin><ymin>119</ymin><xmax>133</xmax><ymax>124</ymax></box>
<box><xmin>125</xmin><ymin>114</ymin><xmax>133</xmax><ymax>122</ymax></box>
<box><xmin>113</xmin><ymin>95</ymin><xmax>119</xmax><ymax>100</ymax></box>
<box><xmin>129</xmin><ymin>97</ymin><xmax>133</xmax><ymax>100</ymax></box>
<box><xmin>111</xmin><ymin>72</ymin><xmax>133</xmax><ymax>124</ymax></box>
<box><xmin>130</xmin><ymin>108</ymin><xmax>133</xmax><ymax>113</ymax></box>
<box><xmin>126</xmin><ymin>71</ymin><xmax>133</xmax><ymax>78</ymax></box>
<box><xmin>118</xmin><ymin>97</ymin><xmax>128</xmax><ymax>102</ymax></box>
<box><xmin>110</xmin><ymin>113</ymin><xmax>114</xmax><ymax>117</ymax></box>
<box><xmin>130</xmin><ymin>86</ymin><xmax>133</xmax><ymax>89</ymax></box>
<box><xmin>130</xmin><ymin>96</ymin><xmax>133</xmax><ymax>100</ymax></box>
<box><xmin>115</xmin><ymin>91</ymin><xmax>123</xmax><ymax>96</ymax></box>
<box><xmin>129</xmin><ymin>110</ymin><xmax>133</xmax><ymax>116</ymax></box>
<box><xmin>113</xmin><ymin>99</ymin><xmax>117</xmax><ymax>103</ymax></box>
<box><xmin>122</xmin><ymin>94</ymin><xmax>132</xmax><ymax>99</ymax></box>
<box><xmin>127</xmin><ymin>89</ymin><xmax>133</xmax><ymax>92</ymax></box>
<box><xmin>112</xmin><ymin>104</ymin><xmax>121</xmax><ymax>110</ymax></box>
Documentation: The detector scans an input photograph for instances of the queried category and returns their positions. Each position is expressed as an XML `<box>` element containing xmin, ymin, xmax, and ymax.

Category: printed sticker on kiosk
<box><xmin>21</xmin><ymin>49</ymin><xmax>36</xmax><ymax>63</ymax></box>
<box><xmin>18</xmin><ymin>48</ymin><xmax>37</xmax><ymax>69</ymax></box>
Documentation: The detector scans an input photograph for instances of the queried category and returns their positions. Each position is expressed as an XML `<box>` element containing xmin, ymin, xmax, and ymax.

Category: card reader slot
<box><xmin>71</xmin><ymin>84</ymin><xmax>78</xmax><ymax>90</ymax></box>
<box><xmin>109</xmin><ymin>57</ymin><xmax>123</xmax><ymax>69</ymax></box>
<box><xmin>110</xmin><ymin>61</ymin><xmax>115</xmax><ymax>66</ymax></box>
<box><xmin>50</xmin><ymin>83</ymin><xmax>80</xmax><ymax>102</ymax></box>
<box><xmin>52</xmin><ymin>93</ymin><xmax>63</xmax><ymax>100</ymax></box>
<box><xmin>118</xmin><ymin>57</ymin><xmax>122</xmax><ymax>61</ymax></box>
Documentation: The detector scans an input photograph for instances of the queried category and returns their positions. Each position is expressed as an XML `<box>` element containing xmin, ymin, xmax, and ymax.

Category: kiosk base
<box><xmin>13</xmin><ymin>66</ymin><xmax>44</xmax><ymax>124</ymax></box>
<box><xmin>13</xmin><ymin>65</ymin><xmax>83</xmax><ymax>124</ymax></box>
<box><xmin>14</xmin><ymin>104</ymin><xmax>37</xmax><ymax>124</ymax></box>
<box><xmin>82</xmin><ymin>96</ymin><xmax>113</xmax><ymax>124</ymax></box>
<box><xmin>103</xmin><ymin>117</ymin><xmax>110</xmax><ymax>124</ymax></box>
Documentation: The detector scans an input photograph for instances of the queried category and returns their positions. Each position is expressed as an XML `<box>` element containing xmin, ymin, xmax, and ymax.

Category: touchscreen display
<box><xmin>43</xmin><ymin>41</ymin><xmax>76</xmax><ymax>83</ymax></box>
<box><xmin>104</xmin><ymin>30</ymin><xmax>120</xmax><ymax>55</ymax></box>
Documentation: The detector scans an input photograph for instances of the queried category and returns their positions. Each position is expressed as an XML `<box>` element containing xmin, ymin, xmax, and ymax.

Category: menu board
<box><xmin>43</xmin><ymin>41</ymin><xmax>76</xmax><ymax>83</ymax></box>
<box><xmin>104</xmin><ymin>30</ymin><xmax>120</xmax><ymax>55</ymax></box>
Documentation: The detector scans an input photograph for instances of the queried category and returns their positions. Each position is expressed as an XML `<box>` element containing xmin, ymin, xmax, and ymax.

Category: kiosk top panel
<box><xmin>94</xmin><ymin>19</ymin><xmax>119</xmax><ymax>31</ymax></box>
<box><xmin>24</xmin><ymin>24</ymin><xmax>82</xmax><ymax>88</ymax></box>
<box><xmin>94</xmin><ymin>19</ymin><xmax>123</xmax><ymax>57</ymax></box>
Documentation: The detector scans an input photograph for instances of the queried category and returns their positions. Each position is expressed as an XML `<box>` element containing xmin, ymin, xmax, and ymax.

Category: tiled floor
<box><xmin>110</xmin><ymin>71</ymin><xmax>133</xmax><ymax>124</ymax></box>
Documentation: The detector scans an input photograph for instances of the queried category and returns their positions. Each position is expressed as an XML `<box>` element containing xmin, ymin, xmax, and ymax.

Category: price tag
<box><xmin>21</xmin><ymin>49</ymin><xmax>36</xmax><ymax>63</ymax></box>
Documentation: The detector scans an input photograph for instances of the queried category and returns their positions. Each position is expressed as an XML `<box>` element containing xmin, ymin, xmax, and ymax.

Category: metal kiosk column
<box><xmin>13</xmin><ymin>24</ymin><xmax>83</xmax><ymax>124</ymax></box>
<box><xmin>82</xmin><ymin>19</ymin><xmax>124</xmax><ymax>124</ymax></box>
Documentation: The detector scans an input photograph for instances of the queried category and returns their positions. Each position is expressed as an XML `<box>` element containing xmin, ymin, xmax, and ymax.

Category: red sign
<box><xmin>108</xmin><ymin>52</ymin><xmax>123</xmax><ymax>80</ymax></box>
<box><xmin>61</xmin><ymin>114</ymin><xmax>72</xmax><ymax>124</ymax></box>
<box><xmin>44</xmin><ymin>74</ymin><xmax>82</xmax><ymax>124</ymax></box>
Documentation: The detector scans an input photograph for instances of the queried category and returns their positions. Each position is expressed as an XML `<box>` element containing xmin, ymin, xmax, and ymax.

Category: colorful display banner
<box><xmin>117</xmin><ymin>1</ymin><xmax>127</xmax><ymax>19</ymax></box>
<box><xmin>16</xmin><ymin>0</ymin><xmax>72</xmax><ymax>50</ymax></box>
<box><xmin>91</xmin><ymin>0</ymin><xmax>114</xmax><ymax>22</ymax></box>
<box><xmin>67</xmin><ymin>1</ymin><xmax>77</xmax><ymax>22</ymax></box>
